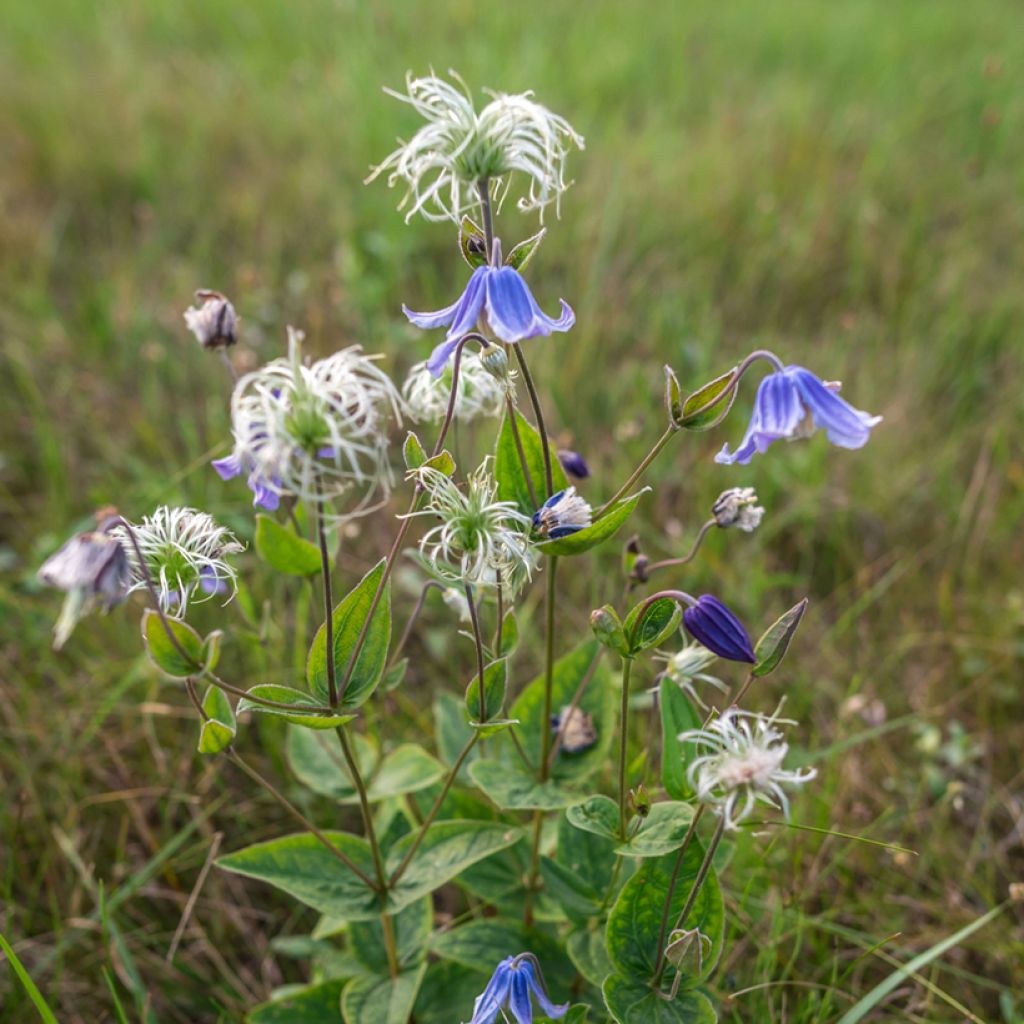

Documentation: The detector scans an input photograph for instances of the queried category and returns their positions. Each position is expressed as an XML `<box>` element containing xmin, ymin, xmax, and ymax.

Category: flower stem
<box><xmin>388</xmin><ymin>732</ymin><xmax>479</xmax><ymax>888</ymax></box>
<box><xmin>538</xmin><ymin>558</ymin><xmax>559</xmax><ymax>780</ymax></box>
<box><xmin>617</xmin><ymin>657</ymin><xmax>634</xmax><ymax>839</ymax></box>
<box><xmin>464</xmin><ymin>583</ymin><xmax>488</xmax><ymax>721</ymax></box>
<box><xmin>595</xmin><ymin>425</ymin><xmax>676</xmax><ymax>519</ymax></box>
<box><xmin>504</xmin><ymin>394</ymin><xmax>539</xmax><ymax>508</ymax></box>
<box><xmin>228</xmin><ymin>750</ymin><xmax>378</xmax><ymax>890</ymax></box>
<box><xmin>643</xmin><ymin>520</ymin><xmax>716</xmax><ymax>577</ymax></box>
<box><xmin>652</xmin><ymin>814</ymin><xmax>726</xmax><ymax>988</ymax></box>
<box><xmin>477</xmin><ymin>178</ymin><xmax>496</xmax><ymax>264</ymax></box>
<box><xmin>313</xmin><ymin>492</ymin><xmax>338</xmax><ymax>709</ymax></box>
<box><xmin>513</xmin><ymin>345</ymin><xmax>554</xmax><ymax>499</ymax></box>
<box><xmin>523</xmin><ymin>810</ymin><xmax>544</xmax><ymax>928</ymax></box>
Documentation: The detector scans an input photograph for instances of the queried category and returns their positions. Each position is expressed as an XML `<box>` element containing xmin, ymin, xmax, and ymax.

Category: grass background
<box><xmin>2</xmin><ymin>0</ymin><xmax>1024</xmax><ymax>1020</ymax></box>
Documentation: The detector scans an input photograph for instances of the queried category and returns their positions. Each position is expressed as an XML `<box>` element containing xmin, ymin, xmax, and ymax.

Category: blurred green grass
<box><xmin>2</xmin><ymin>1</ymin><xmax>1023</xmax><ymax>1020</ymax></box>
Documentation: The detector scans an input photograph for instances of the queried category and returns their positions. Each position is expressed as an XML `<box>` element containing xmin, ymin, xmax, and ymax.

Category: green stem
<box><xmin>504</xmin><ymin>395</ymin><xmax>539</xmax><ymax>509</ymax></box>
<box><xmin>314</xmin><ymin>493</ymin><xmax>338</xmax><ymax>709</ymax></box>
<box><xmin>538</xmin><ymin>558</ymin><xmax>559</xmax><ymax>779</ymax></box>
<box><xmin>477</xmin><ymin>178</ymin><xmax>496</xmax><ymax>263</ymax></box>
<box><xmin>513</xmin><ymin>345</ymin><xmax>554</xmax><ymax>498</ymax></box>
<box><xmin>523</xmin><ymin>810</ymin><xmax>544</xmax><ymax>928</ymax></box>
<box><xmin>465</xmin><ymin>584</ymin><xmax>488</xmax><ymax>721</ymax></box>
<box><xmin>389</xmin><ymin>733</ymin><xmax>479</xmax><ymax>888</ymax></box>
<box><xmin>643</xmin><ymin>519</ymin><xmax>717</xmax><ymax>577</ymax></box>
<box><xmin>596</xmin><ymin>425</ymin><xmax>676</xmax><ymax>519</ymax></box>
<box><xmin>652</xmin><ymin>813</ymin><xmax>725</xmax><ymax>988</ymax></box>
<box><xmin>617</xmin><ymin>657</ymin><xmax>634</xmax><ymax>839</ymax></box>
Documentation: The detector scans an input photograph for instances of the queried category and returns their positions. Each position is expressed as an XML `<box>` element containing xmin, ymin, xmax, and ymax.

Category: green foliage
<box><xmin>753</xmin><ymin>597</ymin><xmax>809</xmax><ymax>677</ymax></box>
<box><xmin>342</xmin><ymin>966</ymin><xmax>427</xmax><ymax>1024</ymax></box>
<box><xmin>495</xmin><ymin>409</ymin><xmax>569</xmax><ymax>516</ymax></box>
<box><xmin>659</xmin><ymin>680</ymin><xmax>703</xmax><ymax>802</ymax></box>
<box><xmin>247</xmin><ymin>981</ymin><xmax>346</xmax><ymax>1024</ymax></box>
<box><xmin>676</xmin><ymin>367</ymin><xmax>739</xmax><ymax>431</ymax></box>
<box><xmin>238</xmin><ymin>685</ymin><xmax>357</xmax><ymax>730</ymax></box>
<box><xmin>254</xmin><ymin>515</ymin><xmax>323</xmax><ymax>576</ymax></box>
<box><xmin>616</xmin><ymin>801</ymin><xmax>696</xmax><ymax>858</ymax></box>
<box><xmin>602</xmin><ymin>976</ymin><xmax>717</xmax><ymax>1023</ymax></box>
<box><xmin>623</xmin><ymin>598</ymin><xmax>681</xmax><ymax>656</ymax></box>
<box><xmin>539</xmin><ymin>490</ymin><xmax>646</xmax><ymax>557</ymax></box>
<box><xmin>306</xmin><ymin>559</ymin><xmax>391</xmax><ymax>708</ymax></box>
<box><xmin>464</xmin><ymin>658</ymin><xmax>508</xmax><ymax>723</ymax></box>
<box><xmin>197</xmin><ymin>684</ymin><xmax>235</xmax><ymax>754</ymax></box>
<box><xmin>140</xmin><ymin>610</ymin><xmax>202</xmax><ymax>677</ymax></box>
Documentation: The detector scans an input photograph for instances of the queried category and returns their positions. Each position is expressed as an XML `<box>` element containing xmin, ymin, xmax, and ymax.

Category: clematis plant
<box><xmin>36</xmin><ymin>70</ymin><xmax>881</xmax><ymax>1024</ymax></box>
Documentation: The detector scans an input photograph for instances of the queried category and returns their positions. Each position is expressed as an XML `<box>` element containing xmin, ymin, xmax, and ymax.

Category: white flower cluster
<box><xmin>224</xmin><ymin>329</ymin><xmax>401</xmax><ymax>515</ymax></box>
<box><xmin>658</xmin><ymin>640</ymin><xmax>727</xmax><ymax>708</ymax></box>
<box><xmin>113</xmin><ymin>506</ymin><xmax>242</xmax><ymax>615</ymax></box>
<box><xmin>369</xmin><ymin>71</ymin><xmax>584</xmax><ymax>223</ymax></box>
<box><xmin>681</xmin><ymin>706</ymin><xmax>816</xmax><ymax>830</ymax></box>
<box><xmin>402</xmin><ymin>353</ymin><xmax>507</xmax><ymax>424</ymax></box>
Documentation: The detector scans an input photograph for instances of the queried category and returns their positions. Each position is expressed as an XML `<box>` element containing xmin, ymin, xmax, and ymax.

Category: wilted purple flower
<box><xmin>38</xmin><ymin>528</ymin><xmax>131</xmax><ymax>649</ymax></box>
<box><xmin>184</xmin><ymin>290</ymin><xmax>238</xmax><ymax>349</ymax></box>
<box><xmin>716</xmin><ymin>366</ymin><xmax>881</xmax><ymax>466</ymax></box>
<box><xmin>682</xmin><ymin>594</ymin><xmax>756</xmax><ymax>664</ymax></box>
<box><xmin>404</xmin><ymin>266</ymin><xmax>574</xmax><ymax>376</ymax></box>
<box><xmin>465</xmin><ymin>953</ymin><xmax>567</xmax><ymax>1024</ymax></box>
<box><xmin>557</xmin><ymin>449</ymin><xmax>590</xmax><ymax>479</ymax></box>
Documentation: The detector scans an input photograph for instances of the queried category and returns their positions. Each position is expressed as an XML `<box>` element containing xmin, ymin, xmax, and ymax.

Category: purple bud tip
<box><xmin>557</xmin><ymin>449</ymin><xmax>590</xmax><ymax>479</ymax></box>
<box><xmin>682</xmin><ymin>594</ymin><xmax>757</xmax><ymax>664</ymax></box>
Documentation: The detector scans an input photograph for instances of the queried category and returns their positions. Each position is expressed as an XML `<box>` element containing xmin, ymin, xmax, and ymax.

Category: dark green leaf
<box><xmin>504</xmin><ymin>227</ymin><xmax>546</xmax><ymax>272</ymax></box>
<box><xmin>566</xmin><ymin>796</ymin><xmax>620</xmax><ymax>841</ymax></box>
<box><xmin>141</xmin><ymin>610</ymin><xmax>202</xmax><ymax>678</ymax></box>
<box><xmin>616</xmin><ymin>801</ymin><xmax>696</xmax><ymax>858</ymax></box>
<box><xmin>495</xmin><ymin>410</ymin><xmax>568</xmax><ymax>517</ymax></box>
<box><xmin>238</xmin><ymin>684</ymin><xmax>355</xmax><ymax>730</ymax></box>
<box><xmin>413</xmin><ymin>961</ymin><xmax>489</xmax><ymax>1024</ymax></box>
<box><xmin>197</xmin><ymin>685</ymin><xmax>235</xmax><ymax>755</ymax></box>
<box><xmin>540</xmin><ymin>491</ymin><xmax>647</xmax><ymax>557</ymax></box>
<box><xmin>247</xmin><ymin>980</ymin><xmax>346</xmax><ymax>1023</ymax></box>
<box><xmin>254</xmin><ymin>514</ymin><xmax>322</xmax><ymax>576</ymax></box>
<box><xmin>433</xmin><ymin>692</ymin><xmax>479</xmax><ymax>781</ymax></box>
<box><xmin>341</xmin><ymin>965</ymin><xmax>426</xmax><ymax>1024</ymax></box>
<box><xmin>664</xmin><ymin>365</ymin><xmax>684</xmax><ymax>426</ymax></box>
<box><xmin>386</xmin><ymin>821</ymin><xmax>523</xmax><ymax>912</ymax></box>
<box><xmin>307</xmin><ymin>559</ymin><xmax>391</xmax><ymax>709</ymax></box>
<box><xmin>421</xmin><ymin>450</ymin><xmax>456</xmax><ymax>477</ymax></box>
<box><xmin>498</xmin><ymin>611</ymin><xmax>519</xmax><ymax>657</ymax></box>
<box><xmin>567</xmin><ymin>930</ymin><xmax>613</xmax><ymax>988</ymax></box>
<box><xmin>465</xmin><ymin>659</ymin><xmax>508</xmax><ymax>723</ymax></box>
<box><xmin>201</xmin><ymin>630</ymin><xmax>223</xmax><ymax>673</ymax></box>
<box><xmin>381</xmin><ymin>658</ymin><xmax>408</xmax><ymax>692</ymax></box>
<box><xmin>753</xmin><ymin>597</ymin><xmax>808</xmax><ymax>677</ymax></box>
<box><xmin>350</xmin><ymin>896</ymin><xmax>431</xmax><ymax>973</ymax></box>
<box><xmin>510</xmin><ymin>638</ymin><xmax>612</xmax><ymax>784</ymax></box>
<box><xmin>679</xmin><ymin>367</ymin><xmax>739</xmax><ymax>431</ymax></box>
<box><xmin>540</xmin><ymin>856</ymin><xmax>602</xmax><ymax>917</ymax></box>
<box><xmin>602</xmin><ymin>975</ymin><xmax>716</xmax><ymax>1023</ymax></box>
<box><xmin>660</xmin><ymin>680</ymin><xmax>703</xmax><ymax>802</ymax></box>
<box><xmin>469</xmin><ymin>759</ymin><xmax>581</xmax><ymax>811</ymax></box>
<box><xmin>624</xmin><ymin>598</ymin><xmax>682</xmax><ymax>656</ymax></box>
<box><xmin>605</xmin><ymin>844</ymin><xmax>723</xmax><ymax>980</ymax></box>
<box><xmin>217</xmin><ymin>831</ymin><xmax>379</xmax><ymax>920</ymax></box>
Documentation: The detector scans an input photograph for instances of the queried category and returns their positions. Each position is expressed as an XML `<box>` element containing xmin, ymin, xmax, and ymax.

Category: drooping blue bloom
<box><xmin>533</xmin><ymin>487</ymin><xmax>592</xmax><ymax>540</ymax></box>
<box><xmin>716</xmin><ymin>365</ymin><xmax>881</xmax><ymax>466</ymax></box>
<box><xmin>683</xmin><ymin>594</ymin><xmax>757</xmax><ymax>664</ymax></box>
<box><xmin>557</xmin><ymin>449</ymin><xmax>590</xmax><ymax>479</ymax></box>
<box><xmin>404</xmin><ymin>266</ymin><xmax>575</xmax><ymax>377</ymax></box>
<box><xmin>212</xmin><ymin>452</ymin><xmax>281</xmax><ymax>511</ymax></box>
<box><xmin>466</xmin><ymin>954</ymin><xmax>568</xmax><ymax>1024</ymax></box>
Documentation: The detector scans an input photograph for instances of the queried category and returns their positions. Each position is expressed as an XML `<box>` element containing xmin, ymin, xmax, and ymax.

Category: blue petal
<box><xmin>403</xmin><ymin>266</ymin><xmax>488</xmax><ymax>330</ymax></box>
<box><xmin>547</xmin><ymin>524</ymin><xmax>583</xmax><ymax>539</ymax></box>
<box><xmin>485</xmin><ymin>268</ymin><xmax>575</xmax><ymax>343</ymax></box>
<box><xmin>212</xmin><ymin>453</ymin><xmax>243</xmax><ymax>481</ymax></box>
<box><xmin>788</xmin><ymin>366</ymin><xmax>881</xmax><ymax>450</ymax></box>
<box><xmin>414</xmin><ymin>268</ymin><xmax>490</xmax><ymax>377</ymax></box>
<box><xmin>469</xmin><ymin>960</ymin><xmax>514</xmax><ymax>1024</ymax></box>
<box><xmin>508</xmin><ymin>968</ymin><xmax>534</xmax><ymax>1024</ymax></box>
<box><xmin>715</xmin><ymin>370</ymin><xmax>804</xmax><ymax>465</ymax></box>
<box><xmin>528</xmin><ymin>969</ymin><xmax>569</xmax><ymax>1020</ymax></box>
<box><xmin>248</xmin><ymin>471</ymin><xmax>280</xmax><ymax>511</ymax></box>
<box><xmin>683</xmin><ymin>595</ymin><xmax>756</xmax><ymax>664</ymax></box>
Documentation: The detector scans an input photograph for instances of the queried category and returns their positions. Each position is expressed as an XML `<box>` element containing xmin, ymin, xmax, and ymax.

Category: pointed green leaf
<box><xmin>350</xmin><ymin>895</ymin><xmax>431</xmax><ymax>973</ymax></box>
<box><xmin>386</xmin><ymin>821</ymin><xmax>523</xmax><ymax>913</ymax></box>
<box><xmin>307</xmin><ymin>559</ymin><xmax>391</xmax><ymax>709</ymax></box>
<box><xmin>248</xmin><ymin>980</ymin><xmax>346</xmax><ymax>1023</ymax></box>
<box><xmin>678</xmin><ymin>366</ymin><xmax>739</xmax><ymax>430</ymax></box>
<box><xmin>254</xmin><ymin>514</ymin><xmax>322</xmax><ymax>576</ymax></box>
<box><xmin>381</xmin><ymin>658</ymin><xmax>408</xmax><ymax>692</ymax></box>
<box><xmin>566</xmin><ymin>795</ymin><xmax>620</xmax><ymax>841</ymax></box>
<box><xmin>141</xmin><ymin>609</ymin><xmax>202</xmax><ymax>678</ymax></box>
<box><xmin>197</xmin><ymin>685</ymin><xmax>236</xmax><ymax>755</ymax></box>
<box><xmin>495</xmin><ymin>410</ymin><xmax>568</xmax><ymax>517</ymax></box>
<box><xmin>540</xmin><ymin>855</ymin><xmax>602</xmax><ymax>917</ymax></box>
<box><xmin>504</xmin><ymin>227</ymin><xmax>546</xmax><ymax>272</ymax></box>
<box><xmin>217</xmin><ymin>831</ymin><xmax>379</xmax><ymax>920</ymax></box>
<box><xmin>753</xmin><ymin>597</ymin><xmax>808</xmax><ymax>677</ymax></box>
<box><xmin>201</xmin><ymin>630</ymin><xmax>223</xmax><ymax>673</ymax></box>
<box><xmin>402</xmin><ymin>431</ymin><xmax>427</xmax><ymax>471</ymax></box>
<box><xmin>469</xmin><ymin>759</ymin><xmax>581</xmax><ymax>811</ymax></box>
<box><xmin>602</xmin><ymin>975</ymin><xmax>716</xmax><ymax>1023</ymax></box>
<box><xmin>664</xmin><ymin>365</ymin><xmax>684</xmax><ymax>427</ymax></box>
<box><xmin>498</xmin><ymin>611</ymin><xmax>519</xmax><ymax>657</ymax></box>
<box><xmin>238</xmin><ymin>684</ymin><xmax>355</xmax><ymax>730</ymax></box>
<box><xmin>606</xmin><ymin>845</ymin><xmax>723</xmax><ymax>980</ymax></box>
<box><xmin>540</xmin><ymin>491</ymin><xmax>647</xmax><ymax>557</ymax></box>
<box><xmin>616</xmin><ymin>801</ymin><xmax>696</xmax><ymax>858</ymax></box>
<box><xmin>464</xmin><ymin>658</ymin><xmax>508</xmax><ymax>723</ymax></box>
<box><xmin>660</xmin><ymin>680</ymin><xmax>703</xmax><ymax>802</ymax></box>
<box><xmin>567</xmin><ymin>929</ymin><xmax>613</xmax><ymax>988</ymax></box>
<box><xmin>624</xmin><ymin>598</ymin><xmax>682</xmax><ymax>656</ymax></box>
<box><xmin>342</xmin><ymin>965</ymin><xmax>427</xmax><ymax>1024</ymax></box>
<box><xmin>413</xmin><ymin>961</ymin><xmax>491</xmax><ymax>1024</ymax></box>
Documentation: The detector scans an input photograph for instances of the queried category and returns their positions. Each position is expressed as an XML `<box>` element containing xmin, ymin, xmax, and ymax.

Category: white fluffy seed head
<box><xmin>680</xmin><ymin>707</ymin><xmax>816</xmax><ymax>830</ymax></box>
<box><xmin>368</xmin><ymin>70</ymin><xmax>584</xmax><ymax>223</ymax></box>
<box><xmin>225</xmin><ymin>328</ymin><xmax>401</xmax><ymax>517</ymax></box>
<box><xmin>113</xmin><ymin>506</ymin><xmax>242</xmax><ymax>616</ymax></box>
<box><xmin>656</xmin><ymin>641</ymin><xmax>727</xmax><ymax>709</ymax></box>
<box><xmin>410</xmin><ymin>457</ymin><xmax>533</xmax><ymax>588</ymax></box>
<box><xmin>401</xmin><ymin>353</ymin><xmax>508</xmax><ymax>424</ymax></box>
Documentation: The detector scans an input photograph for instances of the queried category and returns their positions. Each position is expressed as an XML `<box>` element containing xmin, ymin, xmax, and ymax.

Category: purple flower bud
<box><xmin>557</xmin><ymin>449</ymin><xmax>590</xmax><ymax>479</ymax></box>
<box><xmin>682</xmin><ymin>594</ymin><xmax>756</xmax><ymax>664</ymax></box>
<box><xmin>184</xmin><ymin>290</ymin><xmax>238</xmax><ymax>350</ymax></box>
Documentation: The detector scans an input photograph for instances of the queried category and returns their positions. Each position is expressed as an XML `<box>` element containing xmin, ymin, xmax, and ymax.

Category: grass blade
<box><xmin>0</xmin><ymin>931</ymin><xmax>59</xmax><ymax>1024</ymax></box>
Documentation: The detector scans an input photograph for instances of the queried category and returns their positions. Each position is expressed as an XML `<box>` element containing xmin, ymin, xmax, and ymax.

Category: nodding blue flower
<box><xmin>716</xmin><ymin>365</ymin><xmax>881</xmax><ymax>466</ymax></box>
<box><xmin>404</xmin><ymin>265</ymin><xmax>574</xmax><ymax>377</ymax></box>
<box><xmin>557</xmin><ymin>449</ymin><xmax>590</xmax><ymax>479</ymax></box>
<box><xmin>533</xmin><ymin>487</ymin><xmax>592</xmax><ymax>540</ymax></box>
<box><xmin>683</xmin><ymin>594</ymin><xmax>757</xmax><ymax>664</ymax></box>
<box><xmin>212</xmin><ymin>452</ymin><xmax>281</xmax><ymax>511</ymax></box>
<box><xmin>465</xmin><ymin>953</ymin><xmax>568</xmax><ymax>1024</ymax></box>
